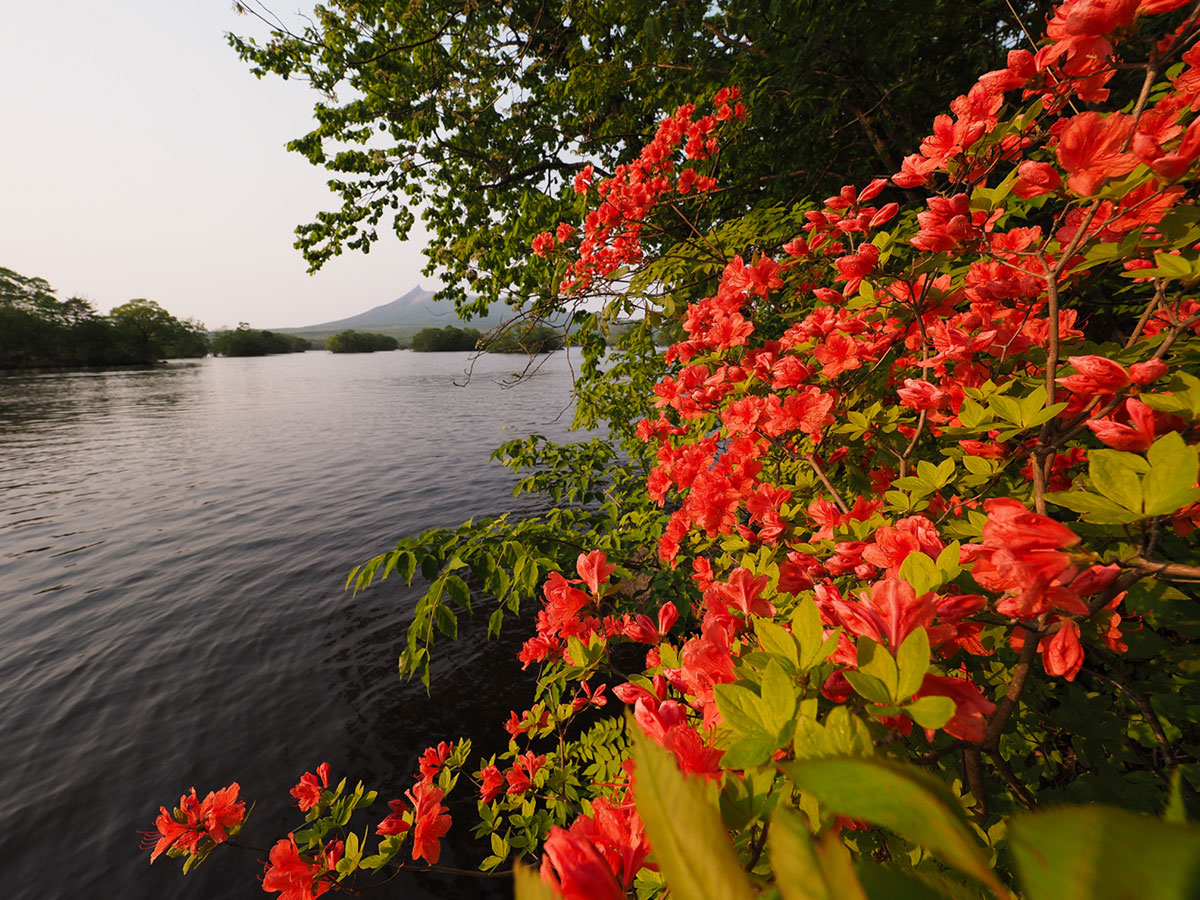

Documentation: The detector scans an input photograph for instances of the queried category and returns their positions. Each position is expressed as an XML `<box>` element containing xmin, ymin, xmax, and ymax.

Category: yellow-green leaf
<box><xmin>513</xmin><ymin>860</ymin><xmax>557</xmax><ymax>900</ymax></box>
<box><xmin>783</xmin><ymin>757</ymin><xmax>1003</xmax><ymax>895</ymax></box>
<box><xmin>631</xmin><ymin>722</ymin><xmax>755</xmax><ymax>900</ymax></box>
<box><xmin>770</xmin><ymin>805</ymin><xmax>832</xmax><ymax>900</ymax></box>
<box><xmin>1011</xmin><ymin>806</ymin><xmax>1200</xmax><ymax>900</ymax></box>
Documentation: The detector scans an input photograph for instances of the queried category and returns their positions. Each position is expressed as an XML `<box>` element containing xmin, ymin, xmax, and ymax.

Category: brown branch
<box><xmin>701</xmin><ymin>21</ymin><xmax>769</xmax><ymax>58</ymax></box>
<box><xmin>1087</xmin><ymin>568</ymin><xmax>1146</xmax><ymax>616</ymax></box>
<box><xmin>805</xmin><ymin>452</ymin><xmax>850</xmax><ymax>514</ymax></box>
<box><xmin>963</xmin><ymin>748</ymin><xmax>989</xmax><ymax>823</ymax></box>
<box><xmin>847</xmin><ymin>100</ymin><xmax>900</xmax><ymax>173</ymax></box>
<box><xmin>982</xmin><ymin>625</ymin><xmax>1043</xmax><ymax>749</ymax></box>
<box><xmin>1125</xmin><ymin>556</ymin><xmax>1200</xmax><ymax>582</ymax></box>
<box><xmin>987</xmin><ymin>748</ymin><xmax>1039</xmax><ymax>810</ymax></box>
<box><xmin>898</xmin><ymin>410</ymin><xmax>927</xmax><ymax>480</ymax></box>
<box><xmin>1126</xmin><ymin>280</ymin><xmax>1167</xmax><ymax>349</ymax></box>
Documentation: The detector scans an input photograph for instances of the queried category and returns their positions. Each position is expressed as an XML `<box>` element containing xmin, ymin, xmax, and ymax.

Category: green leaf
<box><xmin>490</xmin><ymin>831</ymin><xmax>508</xmax><ymax>858</ymax></box>
<box><xmin>990</xmin><ymin>394</ymin><xmax>1023</xmax><ymax>426</ymax></box>
<box><xmin>1153</xmin><ymin>251</ymin><xmax>1194</xmax><ymax>279</ymax></box>
<box><xmin>823</xmin><ymin>707</ymin><xmax>874</xmax><ymax>757</ymax></box>
<box><xmin>761</xmin><ymin>659</ymin><xmax>798</xmax><ymax>737</ymax></box>
<box><xmin>856</xmin><ymin>863</ymin><xmax>958</xmax><ymax>900</ymax></box>
<box><xmin>794</xmin><ymin>715</ymin><xmax>829</xmax><ymax>760</ymax></box>
<box><xmin>962</xmin><ymin>455</ymin><xmax>995</xmax><ymax>476</ymax></box>
<box><xmin>1166</xmin><ymin>769</ymin><xmax>1188</xmax><ymax>824</ymax></box>
<box><xmin>714</xmin><ymin>683</ymin><xmax>770</xmax><ymax>737</ymax></box>
<box><xmin>770</xmin><ymin>805</ymin><xmax>833</xmax><ymax>900</ymax></box>
<box><xmin>1089</xmin><ymin>450</ymin><xmax>1145</xmax><ymax>513</ymax></box>
<box><xmin>1046</xmin><ymin>491</ymin><xmax>1141</xmax><ymax>524</ymax></box>
<box><xmin>900</xmin><ymin>552</ymin><xmax>940</xmax><ymax>597</ymax></box>
<box><xmin>769</xmin><ymin>809</ymin><xmax>871</xmax><ymax>900</ymax></box>
<box><xmin>513</xmin><ymin>860</ymin><xmax>558</xmax><ymax>900</ymax></box>
<box><xmin>722</xmin><ymin>733</ymin><xmax>778</xmax><ymax>770</ymax></box>
<box><xmin>444</xmin><ymin>574</ymin><xmax>471</xmax><ymax>609</ymax></box>
<box><xmin>845</xmin><ymin>671</ymin><xmax>894</xmax><ymax>705</ymax></box>
<box><xmin>1010</xmin><ymin>805</ymin><xmax>1200</xmax><ymax>900</ymax></box>
<box><xmin>813</xmin><ymin>830</ymin><xmax>872</xmax><ymax>900</ymax></box>
<box><xmin>936</xmin><ymin>542</ymin><xmax>962</xmax><ymax>582</ymax></box>
<box><xmin>1019</xmin><ymin>385</ymin><xmax>1048</xmax><ymax>425</ymax></box>
<box><xmin>631</xmin><ymin>724</ymin><xmax>756</xmax><ymax>900</ymax></box>
<box><xmin>1142</xmin><ymin>376</ymin><xmax>1200</xmax><ymax>418</ymax></box>
<box><xmin>904</xmin><ymin>696</ymin><xmax>955</xmax><ymax>730</ymax></box>
<box><xmin>433</xmin><ymin>603</ymin><xmax>458</xmax><ymax>639</ymax></box>
<box><xmin>856</xmin><ymin>639</ymin><xmax>899</xmax><ymax>700</ymax></box>
<box><xmin>755</xmin><ymin>618</ymin><xmax>799</xmax><ymax>669</ymax></box>
<box><xmin>958</xmin><ymin>398</ymin><xmax>990</xmax><ymax>429</ymax></box>
<box><xmin>895</xmin><ymin>627</ymin><xmax>931</xmax><ymax>701</ymax></box>
<box><xmin>783</xmin><ymin>757</ymin><xmax>1002</xmax><ymax>894</ymax></box>
<box><xmin>793</xmin><ymin>597</ymin><xmax>826</xmax><ymax>669</ymax></box>
<box><xmin>1144</xmin><ymin>432</ymin><xmax>1200</xmax><ymax>516</ymax></box>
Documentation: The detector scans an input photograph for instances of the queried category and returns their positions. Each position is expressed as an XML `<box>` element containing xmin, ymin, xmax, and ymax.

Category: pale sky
<box><xmin>0</xmin><ymin>1</ymin><xmax>438</xmax><ymax>330</ymax></box>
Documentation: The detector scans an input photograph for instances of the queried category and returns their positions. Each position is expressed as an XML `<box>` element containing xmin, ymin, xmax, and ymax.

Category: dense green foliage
<box><xmin>210</xmin><ymin>324</ymin><xmax>312</xmax><ymax>356</ymax></box>
<box><xmin>230</xmin><ymin>0</ymin><xmax>1051</xmax><ymax>319</ymax></box>
<box><xmin>409</xmin><ymin>325</ymin><xmax>481</xmax><ymax>352</ymax></box>
<box><xmin>325</xmin><ymin>329</ymin><xmax>400</xmax><ymax>352</ymax></box>
<box><xmin>0</xmin><ymin>267</ymin><xmax>208</xmax><ymax>368</ymax></box>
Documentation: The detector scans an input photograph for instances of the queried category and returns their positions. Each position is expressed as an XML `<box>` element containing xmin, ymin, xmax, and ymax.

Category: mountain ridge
<box><xmin>276</xmin><ymin>285</ymin><xmax>510</xmax><ymax>335</ymax></box>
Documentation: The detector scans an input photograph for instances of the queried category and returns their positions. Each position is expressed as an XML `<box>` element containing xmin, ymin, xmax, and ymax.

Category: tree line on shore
<box><xmin>1</xmin><ymin>266</ymin><xmax>209</xmax><ymax>368</ymax></box>
<box><xmin>0</xmin><ymin>264</ymin><xmax>571</xmax><ymax>368</ymax></box>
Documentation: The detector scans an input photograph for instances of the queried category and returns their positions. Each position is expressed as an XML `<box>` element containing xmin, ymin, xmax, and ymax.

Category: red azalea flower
<box><xmin>540</xmin><ymin>826</ymin><xmax>625</xmax><ymax>900</ymax></box>
<box><xmin>1040</xmin><ymin>618</ymin><xmax>1085</xmax><ymax>680</ymax></box>
<box><xmin>199</xmin><ymin>783</ymin><xmax>245</xmax><ymax>843</ymax></box>
<box><xmin>405</xmin><ymin>781</ymin><xmax>452</xmax><ymax>864</ymax></box>
<box><xmin>915</xmin><ymin>674</ymin><xmax>996</xmax><ymax>742</ymax></box>
<box><xmin>418</xmin><ymin>741</ymin><xmax>453</xmax><ymax>781</ymax></box>
<box><xmin>1056</xmin><ymin>111</ymin><xmax>1137</xmax><ymax>195</ymax></box>
<box><xmin>576</xmin><ymin>549</ymin><xmax>616</xmax><ymax>596</ymax></box>
<box><xmin>144</xmin><ymin>806</ymin><xmax>198</xmax><ymax>863</ymax></box>
<box><xmin>376</xmin><ymin>798</ymin><xmax>412</xmax><ymax>837</ymax></box>
<box><xmin>479</xmin><ymin>765</ymin><xmax>505</xmax><ymax>803</ymax></box>
<box><xmin>262</xmin><ymin>834</ymin><xmax>329</xmax><ymax>900</ymax></box>
<box><xmin>290</xmin><ymin>766</ymin><xmax>329</xmax><ymax>813</ymax></box>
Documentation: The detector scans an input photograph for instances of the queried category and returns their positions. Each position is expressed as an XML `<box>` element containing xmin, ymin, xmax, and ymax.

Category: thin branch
<box><xmin>982</xmin><ymin>625</ymin><xmax>1043</xmax><ymax>749</ymax></box>
<box><xmin>1125</xmin><ymin>556</ymin><xmax>1200</xmax><ymax>582</ymax></box>
<box><xmin>987</xmin><ymin>748</ymin><xmax>1039</xmax><ymax>810</ymax></box>
<box><xmin>1126</xmin><ymin>280</ymin><xmax>1167</xmax><ymax>349</ymax></box>
<box><xmin>963</xmin><ymin>748</ymin><xmax>989</xmax><ymax>823</ymax></box>
<box><xmin>805</xmin><ymin>452</ymin><xmax>850</xmax><ymax>514</ymax></box>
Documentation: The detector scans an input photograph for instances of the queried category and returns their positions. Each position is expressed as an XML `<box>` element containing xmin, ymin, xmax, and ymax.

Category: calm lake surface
<box><xmin>0</xmin><ymin>350</ymin><xmax>582</xmax><ymax>900</ymax></box>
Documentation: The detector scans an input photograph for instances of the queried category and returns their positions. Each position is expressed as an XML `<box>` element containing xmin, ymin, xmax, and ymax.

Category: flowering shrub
<box><xmin>150</xmin><ymin>1</ymin><xmax>1200</xmax><ymax>897</ymax></box>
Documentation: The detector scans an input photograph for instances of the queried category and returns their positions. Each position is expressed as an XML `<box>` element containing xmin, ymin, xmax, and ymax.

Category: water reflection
<box><xmin>0</xmin><ymin>351</ymin><xmax>579</xmax><ymax>900</ymax></box>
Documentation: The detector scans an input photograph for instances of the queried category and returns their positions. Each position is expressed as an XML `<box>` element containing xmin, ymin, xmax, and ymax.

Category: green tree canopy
<box><xmin>109</xmin><ymin>299</ymin><xmax>208</xmax><ymax>362</ymax></box>
<box><xmin>230</xmin><ymin>0</ymin><xmax>1050</xmax><ymax>318</ymax></box>
<box><xmin>325</xmin><ymin>329</ymin><xmax>400</xmax><ymax>352</ymax></box>
<box><xmin>211</xmin><ymin>323</ymin><xmax>312</xmax><ymax>356</ymax></box>
<box><xmin>410</xmin><ymin>325</ymin><xmax>481</xmax><ymax>351</ymax></box>
<box><xmin>0</xmin><ymin>268</ymin><xmax>208</xmax><ymax>368</ymax></box>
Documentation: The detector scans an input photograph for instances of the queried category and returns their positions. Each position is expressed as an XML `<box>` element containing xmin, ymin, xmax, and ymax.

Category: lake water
<box><xmin>0</xmin><ymin>350</ymin><xmax>582</xmax><ymax>900</ymax></box>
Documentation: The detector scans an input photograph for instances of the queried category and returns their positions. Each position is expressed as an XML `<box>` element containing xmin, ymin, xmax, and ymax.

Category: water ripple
<box><xmin>0</xmin><ymin>351</ymin><xmax>579</xmax><ymax>900</ymax></box>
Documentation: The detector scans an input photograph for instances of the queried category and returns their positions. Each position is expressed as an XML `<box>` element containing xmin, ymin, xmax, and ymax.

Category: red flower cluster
<box><xmin>527</xmin><ymin>88</ymin><xmax>744</xmax><ymax>295</ymax></box>
<box><xmin>144</xmin><ymin>783</ymin><xmax>245</xmax><ymax>863</ymax></box>
<box><xmin>289</xmin><ymin>762</ymin><xmax>331</xmax><ymax>812</ymax></box>
<box><xmin>375</xmin><ymin>742</ymin><xmax>455</xmax><ymax>864</ymax></box>
<box><xmin>262</xmin><ymin>834</ymin><xmax>329</xmax><ymax>900</ymax></box>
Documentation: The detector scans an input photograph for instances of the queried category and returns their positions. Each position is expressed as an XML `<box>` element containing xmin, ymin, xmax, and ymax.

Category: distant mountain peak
<box><xmin>288</xmin><ymin>285</ymin><xmax>507</xmax><ymax>332</ymax></box>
